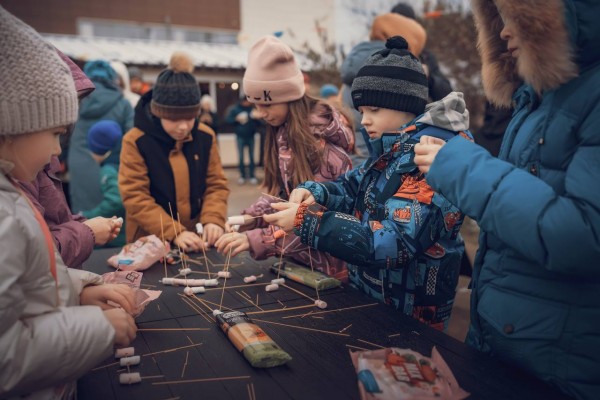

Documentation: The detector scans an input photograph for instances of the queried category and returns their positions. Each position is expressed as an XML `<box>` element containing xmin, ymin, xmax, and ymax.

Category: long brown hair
<box><xmin>263</xmin><ymin>94</ymin><xmax>326</xmax><ymax>195</ymax></box>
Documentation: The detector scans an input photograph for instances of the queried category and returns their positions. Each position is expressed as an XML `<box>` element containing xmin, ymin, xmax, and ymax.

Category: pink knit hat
<box><xmin>243</xmin><ymin>36</ymin><xmax>305</xmax><ymax>104</ymax></box>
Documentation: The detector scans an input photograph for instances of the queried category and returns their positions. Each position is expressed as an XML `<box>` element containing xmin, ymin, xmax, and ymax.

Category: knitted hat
<box><xmin>151</xmin><ymin>51</ymin><xmax>201</xmax><ymax>120</ymax></box>
<box><xmin>83</xmin><ymin>60</ymin><xmax>118</xmax><ymax>83</ymax></box>
<box><xmin>243</xmin><ymin>36</ymin><xmax>305</xmax><ymax>104</ymax></box>
<box><xmin>370</xmin><ymin>13</ymin><xmax>427</xmax><ymax>57</ymax></box>
<box><xmin>0</xmin><ymin>6</ymin><xmax>78</xmax><ymax>136</ymax></box>
<box><xmin>56</xmin><ymin>49</ymin><xmax>95</xmax><ymax>100</ymax></box>
<box><xmin>391</xmin><ymin>3</ymin><xmax>417</xmax><ymax>20</ymax></box>
<box><xmin>320</xmin><ymin>84</ymin><xmax>339</xmax><ymax>98</ymax></box>
<box><xmin>351</xmin><ymin>36</ymin><xmax>428</xmax><ymax>116</ymax></box>
<box><xmin>87</xmin><ymin>120</ymin><xmax>123</xmax><ymax>155</ymax></box>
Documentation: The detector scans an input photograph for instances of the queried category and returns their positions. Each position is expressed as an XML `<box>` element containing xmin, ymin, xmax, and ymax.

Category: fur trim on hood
<box><xmin>472</xmin><ymin>0</ymin><xmax>579</xmax><ymax>107</ymax></box>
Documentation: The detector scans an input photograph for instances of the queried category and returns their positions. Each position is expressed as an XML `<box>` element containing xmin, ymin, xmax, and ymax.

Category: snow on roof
<box><xmin>44</xmin><ymin>34</ymin><xmax>249</xmax><ymax>70</ymax></box>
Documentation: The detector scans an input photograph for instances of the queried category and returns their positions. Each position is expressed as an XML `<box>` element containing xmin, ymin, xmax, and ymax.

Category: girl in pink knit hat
<box><xmin>215</xmin><ymin>35</ymin><xmax>353</xmax><ymax>282</ymax></box>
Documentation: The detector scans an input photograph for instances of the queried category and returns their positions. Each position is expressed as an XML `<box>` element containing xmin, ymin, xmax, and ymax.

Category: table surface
<box><xmin>79</xmin><ymin>248</ymin><xmax>570</xmax><ymax>400</ymax></box>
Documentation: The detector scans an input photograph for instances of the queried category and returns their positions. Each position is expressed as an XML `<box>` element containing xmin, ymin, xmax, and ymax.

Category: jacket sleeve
<box><xmin>0</xmin><ymin>212</ymin><xmax>114</xmax><ymax>397</ymax></box>
<box><xmin>50</xmin><ymin>221</ymin><xmax>95</xmax><ymax>268</ymax></box>
<box><xmin>82</xmin><ymin>166</ymin><xmax>123</xmax><ymax>219</ymax></box>
<box><xmin>200</xmin><ymin>126</ymin><xmax>230</xmax><ymax>228</ymax></box>
<box><xmin>427</xmin><ymin>128</ymin><xmax>600</xmax><ymax>277</ymax></box>
<box><xmin>298</xmin><ymin>165</ymin><xmax>366</xmax><ymax>215</ymax></box>
<box><xmin>119</xmin><ymin>131</ymin><xmax>185</xmax><ymax>241</ymax></box>
<box><xmin>293</xmin><ymin>178</ymin><xmax>454</xmax><ymax>270</ymax></box>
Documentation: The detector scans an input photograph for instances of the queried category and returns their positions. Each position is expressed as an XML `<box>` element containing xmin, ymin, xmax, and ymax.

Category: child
<box><xmin>0</xmin><ymin>7</ymin><xmax>137</xmax><ymax>398</ymax></box>
<box><xmin>215</xmin><ymin>35</ymin><xmax>354</xmax><ymax>282</ymax></box>
<box><xmin>119</xmin><ymin>52</ymin><xmax>229</xmax><ymax>252</ymax></box>
<box><xmin>414</xmin><ymin>0</ymin><xmax>600</xmax><ymax>397</ymax></box>
<box><xmin>265</xmin><ymin>37</ymin><xmax>470</xmax><ymax>331</ymax></box>
<box><xmin>17</xmin><ymin>51</ymin><xmax>122</xmax><ymax>269</ymax></box>
<box><xmin>81</xmin><ymin>120</ymin><xmax>126</xmax><ymax>247</ymax></box>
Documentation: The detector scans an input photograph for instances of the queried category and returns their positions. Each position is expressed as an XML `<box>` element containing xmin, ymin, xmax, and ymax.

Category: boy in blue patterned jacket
<box><xmin>265</xmin><ymin>36</ymin><xmax>471</xmax><ymax>331</ymax></box>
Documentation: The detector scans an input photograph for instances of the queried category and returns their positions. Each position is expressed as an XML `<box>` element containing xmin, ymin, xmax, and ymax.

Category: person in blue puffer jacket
<box><xmin>414</xmin><ymin>1</ymin><xmax>600</xmax><ymax>398</ymax></box>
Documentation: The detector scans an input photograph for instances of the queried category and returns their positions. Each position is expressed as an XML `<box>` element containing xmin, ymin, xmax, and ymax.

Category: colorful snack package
<box><xmin>214</xmin><ymin>310</ymin><xmax>292</xmax><ymax>368</ymax></box>
<box><xmin>102</xmin><ymin>271</ymin><xmax>162</xmax><ymax>317</ymax></box>
<box><xmin>350</xmin><ymin>347</ymin><xmax>469</xmax><ymax>400</ymax></box>
<box><xmin>270</xmin><ymin>260</ymin><xmax>341</xmax><ymax>290</ymax></box>
<box><xmin>107</xmin><ymin>234</ymin><xmax>170</xmax><ymax>271</ymax></box>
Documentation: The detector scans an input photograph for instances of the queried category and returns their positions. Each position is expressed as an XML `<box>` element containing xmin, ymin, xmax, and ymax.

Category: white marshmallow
<box><xmin>161</xmin><ymin>278</ymin><xmax>205</xmax><ymax>286</ymax></box>
<box><xmin>265</xmin><ymin>283</ymin><xmax>279</xmax><ymax>292</ymax></box>
<box><xmin>119</xmin><ymin>372</ymin><xmax>141</xmax><ymax>385</ymax></box>
<box><xmin>271</xmin><ymin>278</ymin><xmax>285</xmax><ymax>285</ymax></box>
<box><xmin>179</xmin><ymin>268</ymin><xmax>192</xmax><ymax>276</ymax></box>
<box><xmin>227</xmin><ymin>215</ymin><xmax>245</xmax><ymax>225</ymax></box>
<box><xmin>213</xmin><ymin>309</ymin><xmax>223</xmax><ymax>316</ymax></box>
<box><xmin>217</xmin><ymin>271</ymin><xmax>232</xmax><ymax>279</ymax></box>
<box><xmin>243</xmin><ymin>275</ymin><xmax>257</xmax><ymax>283</ymax></box>
<box><xmin>195</xmin><ymin>223</ymin><xmax>203</xmax><ymax>235</ymax></box>
<box><xmin>184</xmin><ymin>286</ymin><xmax>206</xmax><ymax>295</ymax></box>
<box><xmin>115</xmin><ymin>347</ymin><xmax>135</xmax><ymax>359</ymax></box>
<box><xmin>203</xmin><ymin>278</ymin><xmax>219</xmax><ymax>287</ymax></box>
<box><xmin>315</xmin><ymin>300</ymin><xmax>328</xmax><ymax>309</ymax></box>
<box><xmin>119</xmin><ymin>355</ymin><xmax>141</xmax><ymax>367</ymax></box>
<box><xmin>232</xmin><ymin>224</ymin><xmax>240</xmax><ymax>232</ymax></box>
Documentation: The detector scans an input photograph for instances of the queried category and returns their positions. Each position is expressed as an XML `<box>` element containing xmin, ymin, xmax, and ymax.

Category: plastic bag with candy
<box><xmin>107</xmin><ymin>235</ymin><xmax>170</xmax><ymax>271</ymax></box>
<box><xmin>351</xmin><ymin>347</ymin><xmax>469</xmax><ymax>400</ymax></box>
<box><xmin>102</xmin><ymin>270</ymin><xmax>162</xmax><ymax>317</ymax></box>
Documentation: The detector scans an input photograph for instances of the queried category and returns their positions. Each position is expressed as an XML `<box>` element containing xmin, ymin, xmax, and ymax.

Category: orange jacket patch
<box><xmin>394</xmin><ymin>175</ymin><xmax>435</xmax><ymax>204</ymax></box>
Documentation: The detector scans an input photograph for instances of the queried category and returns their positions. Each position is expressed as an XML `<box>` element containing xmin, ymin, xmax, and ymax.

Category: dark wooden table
<box><xmin>79</xmin><ymin>248</ymin><xmax>570</xmax><ymax>400</ymax></box>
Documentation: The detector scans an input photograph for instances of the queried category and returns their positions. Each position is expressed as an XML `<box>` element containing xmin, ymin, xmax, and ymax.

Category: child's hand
<box><xmin>414</xmin><ymin>135</ymin><xmax>446</xmax><ymax>174</ymax></box>
<box><xmin>203</xmin><ymin>223</ymin><xmax>224</xmax><ymax>247</ymax></box>
<box><xmin>109</xmin><ymin>216</ymin><xmax>122</xmax><ymax>241</ymax></box>
<box><xmin>262</xmin><ymin>202</ymin><xmax>299</xmax><ymax>232</ymax></box>
<box><xmin>214</xmin><ymin>232</ymin><xmax>250</xmax><ymax>257</ymax></box>
<box><xmin>84</xmin><ymin>217</ymin><xmax>118</xmax><ymax>245</ymax></box>
<box><xmin>80</xmin><ymin>283</ymin><xmax>136</xmax><ymax>314</ymax></box>
<box><xmin>103</xmin><ymin>308</ymin><xmax>137</xmax><ymax>347</ymax></box>
<box><xmin>288</xmin><ymin>188</ymin><xmax>315</xmax><ymax>204</ymax></box>
<box><xmin>174</xmin><ymin>231</ymin><xmax>204</xmax><ymax>252</ymax></box>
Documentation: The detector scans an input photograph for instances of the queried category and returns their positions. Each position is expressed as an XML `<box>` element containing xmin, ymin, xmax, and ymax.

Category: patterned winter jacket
<box><xmin>243</xmin><ymin>102</ymin><xmax>353</xmax><ymax>282</ymax></box>
<box><xmin>295</xmin><ymin>92</ymin><xmax>471</xmax><ymax>330</ymax></box>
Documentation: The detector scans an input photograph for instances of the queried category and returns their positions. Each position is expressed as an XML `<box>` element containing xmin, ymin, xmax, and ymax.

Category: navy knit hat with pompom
<box><xmin>351</xmin><ymin>36</ymin><xmax>428</xmax><ymax>115</ymax></box>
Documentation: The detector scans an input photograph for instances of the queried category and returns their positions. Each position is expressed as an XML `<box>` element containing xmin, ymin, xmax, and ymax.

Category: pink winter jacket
<box><xmin>243</xmin><ymin>103</ymin><xmax>353</xmax><ymax>282</ymax></box>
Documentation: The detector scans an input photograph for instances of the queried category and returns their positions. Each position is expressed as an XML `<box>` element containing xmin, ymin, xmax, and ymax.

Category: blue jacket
<box><xmin>427</xmin><ymin>1</ymin><xmax>600</xmax><ymax>398</ymax></box>
<box><xmin>296</xmin><ymin>93</ymin><xmax>471</xmax><ymax>330</ymax></box>
<box><xmin>68</xmin><ymin>78</ymin><xmax>133</xmax><ymax>212</ymax></box>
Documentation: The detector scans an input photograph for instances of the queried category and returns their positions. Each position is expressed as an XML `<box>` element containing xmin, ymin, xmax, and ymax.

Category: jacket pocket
<box><xmin>478</xmin><ymin>285</ymin><xmax>568</xmax><ymax>340</ymax></box>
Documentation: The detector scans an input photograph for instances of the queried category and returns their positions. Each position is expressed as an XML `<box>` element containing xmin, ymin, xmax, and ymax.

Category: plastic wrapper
<box><xmin>102</xmin><ymin>271</ymin><xmax>162</xmax><ymax>317</ymax></box>
<box><xmin>351</xmin><ymin>347</ymin><xmax>469</xmax><ymax>400</ymax></box>
<box><xmin>215</xmin><ymin>310</ymin><xmax>291</xmax><ymax>368</ymax></box>
<box><xmin>270</xmin><ymin>260</ymin><xmax>341</xmax><ymax>290</ymax></box>
<box><xmin>107</xmin><ymin>235</ymin><xmax>170</xmax><ymax>271</ymax></box>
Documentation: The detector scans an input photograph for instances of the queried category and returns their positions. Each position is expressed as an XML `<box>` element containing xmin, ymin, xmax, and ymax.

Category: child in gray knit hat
<box><xmin>265</xmin><ymin>36</ymin><xmax>473</xmax><ymax>331</ymax></box>
<box><xmin>0</xmin><ymin>6</ymin><xmax>137</xmax><ymax>398</ymax></box>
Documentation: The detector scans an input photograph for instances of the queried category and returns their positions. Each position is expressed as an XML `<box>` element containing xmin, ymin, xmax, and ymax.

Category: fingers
<box><xmin>110</xmin><ymin>285</ymin><xmax>136</xmax><ymax>314</ymax></box>
<box><xmin>288</xmin><ymin>189</ymin><xmax>310</xmax><ymax>204</ymax></box>
<box><xmin>270</xmin><ymin>202</ymin><xmax>294</xmax><ymax>211</ymax></box>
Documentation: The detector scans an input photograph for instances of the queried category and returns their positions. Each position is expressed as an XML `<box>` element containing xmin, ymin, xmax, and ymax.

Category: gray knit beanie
<box><xmin>351</xmin><ymin>36</ymin><xmax>428</xmax><ymax>116</ymax></box>
<box><xmin>151</xmin><ymin>51</ymin><xmax>201</xmax><ymax>120</ymax></box>
<box><xmin>0</xmin><ymin>6</ymin><xmax>78</xmax><ymax>136</ymax></box>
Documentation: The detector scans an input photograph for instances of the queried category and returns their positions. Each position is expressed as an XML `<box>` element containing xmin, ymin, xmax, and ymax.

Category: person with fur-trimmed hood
<box><xmin>413</xmin><ymin>0</ymin><xmax>600</xmax><ymax>398</ymax></box>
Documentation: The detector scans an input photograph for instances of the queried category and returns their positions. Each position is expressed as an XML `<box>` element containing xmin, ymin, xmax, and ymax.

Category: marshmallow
<box><xmin>243</xmin><ymin>275</ymin><xmax>257</xmax><ymax>283</ymax></box>
<box><xmin>195</xmin><ymin>223</ymin><xmax>203</xmax><ymax>235</ymax></box>
<box><xmin>179</xmin><ymin>268</ymin><xmax>192</xmax><ymax>276</ymax></box>
<box><xmin>217</xmin><ymin>271</ymin><xmax>232</xmax><ymax>279</ymax></box>
<box><xmin>227</xmin><ymin>215</ymin><xmax>245</xmax><ymax>225</ymax></box>
<box><xmin>184</xmin><ymin>286</ymin><xmax>206</xmax><ymax>295</ymax></box>
<box><xmin>315</xmin><ymin>300</ymin><xmax>328</xmax><ymax>309</ymax></box>
<box><xmin>119</xmin><ymin>372</ymin><xmax>141</xmax><ymax>385</ymax></box>
<box><xmin>203</xmin><ymin>279</ymin><xmax>219</xmax><ymax>287</ymax></box>
<box><xmin>213</xmin><ymin>309</ymin><xmax>223</xmax><ymax>316</ymax></box>
<box><xmin>271</xmin><ymin>278</ymin><xmax>285</xmax><ymax>285</ymax></box>
<box><xmin>265</xmin><ymin>283</ymin><xmax>279</xmax><ymax>292</ymax></box>
<box><xmin>115</xmin><ymin>347</ymin><xmax>135</xmax><ymax>359</ymax></box>
<box><xmin>119</xmin><ymin>355</ymin><xmax>141</xmax><ymax>367</ymax></box>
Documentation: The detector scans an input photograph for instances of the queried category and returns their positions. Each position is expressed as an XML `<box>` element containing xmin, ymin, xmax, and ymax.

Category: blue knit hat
<box><xmin>87</xmin><ymin>120</ymin><xmax>122</xmax><ymax>155</ymax></box>
<box><xmin>320</xmin><ymin>84</ymin><xmax>339</xmax><ymax>98</ymax></box>
<box><xmin>83</xmin><ymin>60</ymin><xmax>118</xmax><ymax>83</ymax></box>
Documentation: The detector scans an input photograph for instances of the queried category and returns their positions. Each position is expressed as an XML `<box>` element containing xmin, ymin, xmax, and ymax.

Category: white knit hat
<box><xmin>0</xmin><ymin>6</ymin><xmax>78</xmax><ymax>136</ymax></box>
